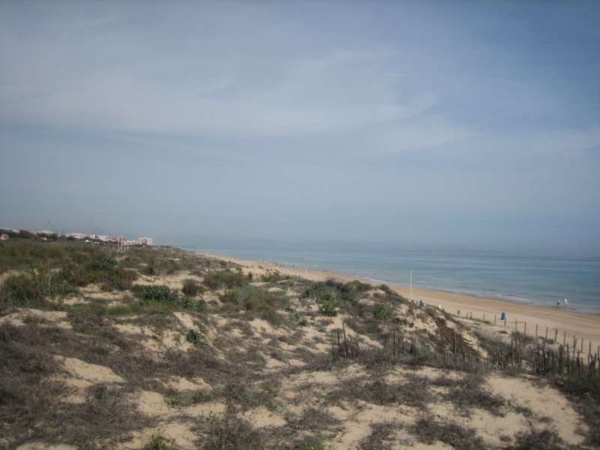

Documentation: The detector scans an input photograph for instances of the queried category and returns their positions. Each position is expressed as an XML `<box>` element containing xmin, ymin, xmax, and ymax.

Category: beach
<box><xmin>199</xmin><ymin>251</ymin><xmax>600</xmax><ymax>355</ymax></box>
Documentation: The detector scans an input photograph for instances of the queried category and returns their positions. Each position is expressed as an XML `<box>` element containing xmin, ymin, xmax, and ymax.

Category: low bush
<box><xmin>410</xmin><ymin>418</ymin><xmax>484</xmax><ymax>450</ymax></box>
<box><xmin>295</xmin><ymin>436</ymin><xmax>327</xmax><ymax>450</ymax></box>
<box><xmin>443</xmin><ymin>379</ymin><xmax>505</xmax><ymax>416</ymax></box>
<box><xmin>182</xmin><ymin>279</ymin><xmax>203</xmax><ymax>297</ymax></box>
<box><xmin>203</xmin><ymin>269</ymin><xmax>249</xmax><ymax>290</ymax></box>
<box><xmin>0</xmin><ymin>272</ymin><xmax>77</xmax><ymax>309</ymax></box>
<box><xmin>61</xmin><ymin>257</ymin><xmax>137</xmax><ymax>291</ymax></box>
<box><xmin>372</xmin><ymin>303</ymin><xmax>393</xmax><ymax>320</ymax></box>
<box><xmin>144</xmin><ymin>435</ymin><xmax>175</xmax><ymax>450</ymax></box>
<box><xmin>164</xmin><ymin>388</ymin><xmax>182</xmax><ymax>407</ymax></box>
<box><xmin>505</xmin><ymin>428</ymin><xmax>564</xmax><ymax>450</ymax></box>
<box><xmin>358</xmin><ymin>422</ymin><xmax>398</xmax><ymax>450</ymax></box>
<box><xmin>220</xmin><ymin>286</ymin><xmax>287</xmax><ymax>325</ymax></box>
<box><xmin>186</xmin><ymin>329</ymin><xmax>201</xmax><ymax>344</ymax></box>
<box><xmin>131</xmin><ymin>285</ymin><xmax>180</xmax><ymax>303</ymax></box>
<box><xmin>260</xmin><ymin>271</ymin><xmax>291</xmax><ymax>283</ymax></box>
<box><xmin>202</xmin><ymin>270</ymin><xmax>250</xmax><ymax>289</ymax></box>
<box><xmin>0</xmin><ymin>274</ymin><xmax>46</xmax><ymax>308</ymax></box>
<box><xmin>318</xmin><ymin>299</ymin><xmax>338</xmax><ymax>317</ymax></box>
<box><xmin>199</xmin><ymin>413</ymin><xmax>264</xmax><ymax>450</ymax></box>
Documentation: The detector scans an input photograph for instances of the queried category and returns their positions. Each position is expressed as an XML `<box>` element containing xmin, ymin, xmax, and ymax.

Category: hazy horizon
<box><xmin>1</xmin><ymin>1</ymin><xmax>599</xmax><ymax>259</ymax></box>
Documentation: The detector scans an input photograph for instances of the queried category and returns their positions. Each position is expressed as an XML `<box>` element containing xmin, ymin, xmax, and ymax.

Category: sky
<box><xmin>1</xmin><ymin>1</ymin><xmax>599</xmax><ymax>257</ymax></box>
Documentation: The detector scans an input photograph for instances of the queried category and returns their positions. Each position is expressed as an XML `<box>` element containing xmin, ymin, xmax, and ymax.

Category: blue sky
<box><xmin>1</xmin><ymin>1</ymin><xmax>599</xmax><ymax>257</ymax></box>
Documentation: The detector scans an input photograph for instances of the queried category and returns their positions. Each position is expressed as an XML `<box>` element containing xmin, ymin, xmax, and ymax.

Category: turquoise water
<box><xmin>177</xmin><ymin>238</ymin><xmax>600</xmax><ymax>313</ymax></box>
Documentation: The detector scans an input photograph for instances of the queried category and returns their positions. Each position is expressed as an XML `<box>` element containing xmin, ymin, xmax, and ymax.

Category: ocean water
<box><xmin>177</xmin><ymin>238</ymin><xmax>600</xmax><ymax>313</ymax></box>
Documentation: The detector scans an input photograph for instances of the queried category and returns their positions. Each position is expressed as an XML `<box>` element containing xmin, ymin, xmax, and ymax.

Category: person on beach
<box><xmin>564</xmin><ymin>298</ymin><xmax>568</xmax><ymax>309</ymax></box>
<box><xmin>556</xmin><ymin>300</ymin><xmax>561</xmax><ymax>307</ymax></box>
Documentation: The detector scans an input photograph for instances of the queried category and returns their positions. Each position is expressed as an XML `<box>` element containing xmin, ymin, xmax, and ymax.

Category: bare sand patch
<box><xmin>16</xmin><ymin>444</ymin><xmax>77</xmax><ymax>450</ymax></box>
<box><xmin>485</xmin><ymin>375</ymin><xmax>585</xmax><ymax>445</ymax></box>
<box><xmin>0</xmin><ymin>308</ymin><xmax>72</xmax><ymax>329</ymax></box>
<box><xmin>167</xmin><ymin>376</ymin><xmax>212</xmax><ymax>393</ymax></box>
<box><xmin>57</xmin><ymin>356</ymin><xmax>125</xmax><ymax>384</ymax></box>
<box><xmin>332</xmin><ymin>402</ymin><xmax>416</xmax><ymax>449</ymax></box>
<box><xmin>242</xmin><ymin>406</ymin><xmax>287</xmax><ymax>428</ymax></box>
<box><xmin>182</xmin><ymin>401</ymin><xmax>227</xmax><ymax>417</ymax></box>
<box><xmin>117</xmin><ymin>421</ymin><xmax>197</xmax><ymax>450</ymax></box>
<box><xmin>134</xmin><ymin>390</ymin><xmax>172</xmax><ymax>417</ymax></box>
<box><xmin>173</xmin><ymin>311</ymin><xmax>196</xmax><ymax>330</ymax></box>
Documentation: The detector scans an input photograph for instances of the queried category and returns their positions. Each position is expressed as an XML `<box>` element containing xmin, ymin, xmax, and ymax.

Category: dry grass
<box><xmin>1</xmin><ymin>240</ymin><xmax>597</xmax><ymax>448</ymax></box>
<box><xmin>197</xmin><ymin>413</ymin><xmax>264</xmax><ymax>450</ymax></box>
<box><xmin>409</xmin><ymin>417</ymin><xmax>486</xmax><ymax>450</ymax></box>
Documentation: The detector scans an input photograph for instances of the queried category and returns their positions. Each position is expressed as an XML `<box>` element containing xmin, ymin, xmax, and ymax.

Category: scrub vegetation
<box><xmin>0</xmin><ymin>237</ymin><xmax>597</xmax><ymax>449</ymax></box>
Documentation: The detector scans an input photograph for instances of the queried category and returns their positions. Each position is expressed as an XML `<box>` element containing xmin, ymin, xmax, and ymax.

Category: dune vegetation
<box><xmin>0</xmin><ymin>239</ymin><xmax>598</xmax><ymax>449</ymax></box>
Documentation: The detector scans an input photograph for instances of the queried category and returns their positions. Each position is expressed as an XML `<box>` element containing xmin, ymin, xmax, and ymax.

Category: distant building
<box><xmin>138</xmin><ymin>237</ymin><xmax>154</xmax><ymax>246</ymax></box>
<box><xmin>65</xmin><ymin>232</ymin><xmax>86</xmax><ymax>240</ymax></box>
<box><xmin>0</xmin><ymin>234</ymin><xmax>9</xmax><ymax>241</ymax></box>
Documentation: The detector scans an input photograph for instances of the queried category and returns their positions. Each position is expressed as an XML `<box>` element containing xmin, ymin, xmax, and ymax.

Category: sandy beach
<box><xmin>199</xmin><ymin>251</ymin><xmax>600</xmax><ymax>355</ymax></box>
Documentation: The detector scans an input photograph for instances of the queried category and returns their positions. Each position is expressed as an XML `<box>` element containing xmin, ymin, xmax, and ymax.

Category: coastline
<box><xmin>197</xmin><ymin>250</ymin><xmax>600</xmax><ymax>354</ymax></box>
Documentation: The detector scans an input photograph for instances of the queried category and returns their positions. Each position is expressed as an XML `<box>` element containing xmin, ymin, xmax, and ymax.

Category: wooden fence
<box><xmin>453</xmin><ymin>310</ymin><xmax>600</xmax><ymax>360</ymax></box>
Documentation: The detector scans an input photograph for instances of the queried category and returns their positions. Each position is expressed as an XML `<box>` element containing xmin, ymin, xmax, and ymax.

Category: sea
<box><xmin>176</xmin><ymin>237</ymin><xmax>600</xmax><ymax>313</ymax></box>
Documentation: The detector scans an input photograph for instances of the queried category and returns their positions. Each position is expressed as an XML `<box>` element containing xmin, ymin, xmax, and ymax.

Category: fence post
<box><xmin>588</xmin><ymin>341</ymin><xmax>592</xmax><ymax>355</ymax></box>
<box><xmin>545</xmin><ymin>326</ymin><xmax>548</xmax><ymax>340</ymax></box>
<box><xmin>524</xmin><ymin>322</ymin><xmax>527</xmax><ymax>335</ymax></box>
<box><xmin>515</xmin><ymin>320</ymin><xmax>518</xmax><ymax>331</ymax></box>
<box><xmin>535</xmin><ymin>324</ymin><xmax>538</xmax><ymax>338</ymax></box>
<box><xmin>494</xmin><ymin>314</ymin><xmax>497</xmax><ymax>325</ymax></box>
<box><xmin>580</xmin><ymin>339</ymin><xmax>584</xmax><ymax>352</ymax></box>
<box><xmin>563</xmin><ymin>331</ymin><xmax>566</xmax><ymax>346</ymax></box>
<box><xmin>554</xmin><ymin>328</ymin><xmax>558</xmax><ymax>342</ymax></box>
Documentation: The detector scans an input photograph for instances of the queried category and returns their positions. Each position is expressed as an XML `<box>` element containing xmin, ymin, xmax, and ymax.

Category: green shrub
<box><xmin>200</xmin><ymin>413</ymin><xmax>263</xmax><ymax>450</ymax></box>
<box><xmin>182</xmin><ymin>279</ymin><xmax>203</xmax><ymax>297</ymax></box>
<box><xmin>103</xmin><ymin>267</ymin><xmax>138</xmax><ymax>291</ymax></box>
<box><xmin>0</xmin><ymin>274</ymin><xmax>46</xmax><ymax>307</ymax></box>
<box><xmin>303</xmin><ymin>282</ymin><xmax>334</xmax><ymax>301</ymax></box>
<box><xmin>164</xmin><ymin>388</ymin><xmax>182</xmax><ymax>407</ymax></box>
<box><xmin>203</xmin><ymin>269</ymin><xmax>249</xmax><ymax>290</ymax></box>
<box><xmin>372</xmin><ymin>303</ymin><xmax>393</xmax><ymax>320</ymax></box>
<box><xmin>295</xmin><ymin>436</ymin><xmax>326</xmax><ymax>450</ymax></box>
<box><xmin>304</xmin><ymin>279</ymin><xmax>371</xmax><ymax>305</ymax></box>
<box><xmin>131</xmin><ymin>285</ymin><xmax>180</xmax><ymax>303</ymax></box>
<box><xmin>0</xmin><ymin>272</ymin><xmax>77</xmax><ymax>308</ymax></box>
<box><xmin>186</xmin><ymin>329</ymin><xmax>201</xmax><ymax>344</ymax></box>
<box><xmin>144</xmin><ymin>435</ymin><xmax>175</xmax><ymax>450</ymax></box>
<box><xmin>61</xmin><ymin>258</ymin><xmax>137</xmax><ymax>291</ymax></box>
<box><xmin>318</xmin><ymin>299</ymin><xmax>338</xmax><ymax>317</ymax></box>
<box><xmin>84</xmin><ymin>256</ymin><xmax>117</xmax><ymax>272</ymax></box>
<box><xmin>379</xmin><ymin>284</ymin><xmax>394</xmax><ymax>294</ymax></box>
<box><xmin>179</xmin><ymin>297</ymin><xmax>206</xmax><ymax>312</ymax></box>
<box><xmin>220</xmin><ymin>286</ymin><xmax>286</xmax><ymax>325</ymax></box>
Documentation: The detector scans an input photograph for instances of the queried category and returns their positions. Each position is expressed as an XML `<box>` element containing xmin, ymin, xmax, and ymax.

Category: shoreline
<box><xmin>196</xmin><ymin>250</ymin><xmax>600</xmax><ymax>354</ymax></box>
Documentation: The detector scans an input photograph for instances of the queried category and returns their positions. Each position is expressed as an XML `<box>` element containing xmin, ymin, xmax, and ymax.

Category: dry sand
<box><xmin>198</xmin><ymin>252</ymin><xmax>600</xmax><ymax>355</ymax></box>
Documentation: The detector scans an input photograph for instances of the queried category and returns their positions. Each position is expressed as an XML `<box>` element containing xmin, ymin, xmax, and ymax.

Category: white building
<box><xmin>138</xmin><ymin>237</ymin><xmax>154</xmax><ymax>246</ymax></box>
<box><xmin>65</xmin><ymin>232</ymin><xmax>86</xmax><ymax>240</ymax></box>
